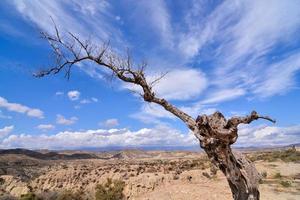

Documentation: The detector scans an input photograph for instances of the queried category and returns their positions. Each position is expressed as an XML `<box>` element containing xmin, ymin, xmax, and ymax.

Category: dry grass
<box><xmin>95</xmin><ymin>178</ymin><xmax>125</xmax><ymax>200</ymax></box>
<box><xmin>249</xmin><ymin>148</ymin><xmax>300</xmax><ymax>162</ymax></box>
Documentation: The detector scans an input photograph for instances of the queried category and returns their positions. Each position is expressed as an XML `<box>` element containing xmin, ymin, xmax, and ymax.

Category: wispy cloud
<box><xmin>56</xmin><ymin>114</ymin><xmax>78</xmax><ymax>125</ymax></box>
<box><xmin>80</xmin><ymin>97</ymin><xmax>98</xmax><ymax>104</ymax></box>
<box><xmin>123</xmin><ymin>69</ymin><xmax>207</xmax><ymax>101</ymax></box>
<box><xmin>0</xmin><ymin>110</ymin><xmax>12</xmax><ymax>119</ymax></box>
<box><xmin>9</xmin><ymin>0</ymin><xmax>300</xmax><ymax>105</ymax></box>
<box><xmin>99</xmin><ymin>118</ymin><xmax>119</xmax><ymax>128</ymax></box>
<box><xmin>36</xmin><ymin>124</ymin><xmax>55</xmax><ymax>131</ymax></box>
<box><xmin>252</xmin><ymin>52</ymin><xmax>300</xmax><ymax>97</ymax></box>
<box><xmin>5</xmin><ymin>0</ymin><xmax>300</xmax><ymax>142</ymax></box>
<box><xmin>201</xmin><ymin>88</ymin><xmax>246</xmax><ymax>104</ymax></box>
<box><xmin>177</xmin><ymin>0</ymin><xmax>300</xmax><ymax>102</ymax></box>
<box><xmin>130</xmin><ymin>0</ymin><xmax>173</xmax><ymax>48</ymax></box>
<box><xmin>236</xmin><ymin>124</ymin><xmax>300</xmax><ymax>147</ymax></box>
<box><xmin>55</xmin><ymin>91</ymin><xmax>64</xmax><ymax>96</ymax></box>
<box><xmin>0</xmin><ymin>125</ymin><xmax>14</xmax><ymax>138</ymax></box>
<box><xmin>0</xmin><ymin>97</ymin><xmax>44</xmax><ymax>118</ymax></box>
<box><xmin>11</xmin><ymin>0</ymin><xmax>118</xmax><ymax>43</ymax></box>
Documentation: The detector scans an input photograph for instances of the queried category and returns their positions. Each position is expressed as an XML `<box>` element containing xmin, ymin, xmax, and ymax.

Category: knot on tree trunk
<box><xmin>196</xmin><ymin>111</ymin><xmax>238</xmax><ymax>147</ymax></box>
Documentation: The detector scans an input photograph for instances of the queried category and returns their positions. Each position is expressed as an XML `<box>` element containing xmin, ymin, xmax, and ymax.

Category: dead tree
<box><xmin>35</xmin><ymin>26</ymin><xmax>275</xmax><ymax>200</ymax></box>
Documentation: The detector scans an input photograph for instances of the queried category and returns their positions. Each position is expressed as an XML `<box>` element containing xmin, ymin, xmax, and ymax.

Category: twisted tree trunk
<box><xmin>36</xmin><ymin>27</ymin><xmax>276</xmax><ymax>200</ymax></box>
<box><xmin>203</xmin><ymin>142</ymin><xmax>260</xmax><ymax>199</ymax></box>
<box><xmin>194</xmin><ymin>111</ymin><xmax>274</xmax><ymax>200</ymax></box>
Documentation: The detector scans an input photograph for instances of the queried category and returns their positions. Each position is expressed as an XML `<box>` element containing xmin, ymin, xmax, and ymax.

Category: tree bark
<box><xmin>202</xmin><ymin>142</ymin><xmax>260</xmax><ymax>200</ymax></box>
<box><xmin>194</xmin><ymin>111</ymin><xmax>274</xmax><ymax>200</ymax></box>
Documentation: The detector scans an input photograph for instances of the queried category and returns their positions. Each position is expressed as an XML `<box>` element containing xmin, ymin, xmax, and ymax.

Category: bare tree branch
<box><xmin>225</xmin><ymin>111</ymin><xmax>276</xmax><ymax>128</ymax></box>
<box><xmin>35</xmin><ymin>26</ymin><xmax>197</xmax><ymax>129</ymax></box>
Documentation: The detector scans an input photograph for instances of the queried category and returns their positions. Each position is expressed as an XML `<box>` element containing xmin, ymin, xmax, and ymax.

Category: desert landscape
<box><xmin>1</xmin><ymin>0</ymin><xmax>300</xmax><ymax>200</ymax></box>
<box><xmin>0</xmin><ymin>147</ymin><xmax>299</xmax><ymax>200</ymax></box>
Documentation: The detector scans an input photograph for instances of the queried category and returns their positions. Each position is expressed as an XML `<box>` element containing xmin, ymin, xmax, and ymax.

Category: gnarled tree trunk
<box><xmin>194</xmin><ymin>111</ymin><xmax>274</xmax><ymax>200</ymax></box>
<box><xmin>37</xmin><ymin>27</ymin><xmax>276</xmax><ymax>200</ymax></box>
<box><xmin>202</xmin><ymin>141</ymin><xmax>260</xmax><ymax>200</ymax></box>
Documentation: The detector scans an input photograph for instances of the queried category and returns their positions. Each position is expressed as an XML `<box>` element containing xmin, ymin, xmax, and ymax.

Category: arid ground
<box><xmin>0</xmin><ymin>148</ymin><xmax>299</xmax><ymax>200</ymax></box>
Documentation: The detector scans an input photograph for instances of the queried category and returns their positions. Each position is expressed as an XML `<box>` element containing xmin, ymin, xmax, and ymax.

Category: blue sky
<box><xmin>0</xmin><ymin>0</ymin><xmax>300</xmax><ymax>149</ymax></box>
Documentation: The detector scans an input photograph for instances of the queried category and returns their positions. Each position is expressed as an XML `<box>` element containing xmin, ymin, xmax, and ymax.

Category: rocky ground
<box><xmin>0</xmin><ymin>148</ymin><xmax>299</xmax><ymax>199</ymax></box>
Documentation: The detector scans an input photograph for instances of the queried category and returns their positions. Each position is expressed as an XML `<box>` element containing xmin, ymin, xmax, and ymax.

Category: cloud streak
<box><xmin>56</xmin><ymin>114</ymin><xmax>78</xmax><ymax>125</ymax></box>
<box><xmin>0</xmin><ymin>97</ymin><xmax>44</xmax><ymax>118</ymax></box>
<box><xmin>36</xmin><ymin>124</ymin><xmax>55</xmax><ymax>131</ymax></box>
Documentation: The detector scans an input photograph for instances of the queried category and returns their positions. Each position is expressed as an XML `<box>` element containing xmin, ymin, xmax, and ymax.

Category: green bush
<box><xmin>280</xmin><ymin>180</ymin><xmax>292</xmax><ymax>187</ymax></box>
<box><xmin>95</xmin><ymin>178</ymin><xmax>125</xmax><ymax>200</ymax></box>
<box><xmin>273</xmin><ymin>172</ymin><xmax>282</xmax><ymax>179</ymax></box>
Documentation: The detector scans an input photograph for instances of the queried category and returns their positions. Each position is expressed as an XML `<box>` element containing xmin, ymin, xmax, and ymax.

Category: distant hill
<box><xmin>0</xmin><ymin>148</ymin><xmax>98</xmax><ymax>160</ymax></box>
<box><xmin>1</xmin><ymin>143</ymin><xmax>299</xmax><ymax>161</ymax></box>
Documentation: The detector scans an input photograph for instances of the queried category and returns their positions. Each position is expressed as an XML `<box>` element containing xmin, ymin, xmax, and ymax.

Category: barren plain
<box><xmin>0</xmin><ymin>148</ymin><xmax>299</xmax><ymax>200</ymax></box>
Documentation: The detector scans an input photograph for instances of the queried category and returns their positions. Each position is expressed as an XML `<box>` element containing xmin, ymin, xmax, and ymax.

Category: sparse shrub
<box><xmin>0</xmin><ymin>194</ymin><xmax>17</xmax><ymax>200</ymax></box>
<box><xmin>249</xmin><ymin>148</ymin><xmax>300</xmax><ymax>162</ymax></box>
<box><xmin>0</xmin><ymin>177</ymin><xmax>5</xmax><ymax>185</ymax></box>
<box><xmin>20</xmin><ymin>192</ymin><xmax>41</xmax><ymax>200</ymax></box>
<box><xmin>273</xmin><ymin>172</ymin><xmax>282</xmax><ymax>179</ymax></box>
<box><xmin>56</xmin><ymin>190</ymin><xmax>84</xmax><ymax>200</ymax></box>
<box><xmin>280</xmin><ymin>180</ymin><xmax>292</xmax><ymax>187</ymax></box>
<box><xmin>173</xmin><ymin>174</ymin><xmax>180</xmax><ymax>180</ymax></box>
<box><xmin>261</xmin><ymin>171</ymin><xmax>267</xmax><ymax>178</ymax></box>
<box><xmin>202</xmin><ymin>172</ymin><xmax>211</xmax><ymax>179</ymax></box>
<box><xmin>95</xmin><ymin>178</ymin><xmax>125</xmax><ymax>200</ymax></box>
<box><xmin>62</xmin><ymin>165</ymin><xmax>68</xmax><ymax>169</ymax></box>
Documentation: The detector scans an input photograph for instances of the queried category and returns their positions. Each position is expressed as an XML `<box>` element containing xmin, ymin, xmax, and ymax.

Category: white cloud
<box><xmin>201</xmin><ymin>88</ymin><xmax>246</xmax><ymax>104</ymax></box>
<box><xmin>236</xmin><ymin>124</ymin><xmax>300</xmax><ymax>147</ymax></box>
<box><xmin>74</xmin><ymin>105</ymin><xmax>81</xmax><ymax>109</ymax></box>
<box><xmin>178</xmin><ymin>0</ymin><xmax>300</xmax><ymax>100</ymax></box>
<box><xmin>132</xmin><ymin>102</ymin><xmax>217</xmax><ymax>124</ymax></box>
<box><xmin>99</xmin><ymin>118</ymin><xmax>119</xmax><ymax>128</ymax></box>
<box><xmin>55</xmin><ymin>91</ymin><xmax>64</xmax><ymax>96</ymax></box>
<box><xmin>0</xmin><ymin>125</ymin><xmax>197</xmax><ymax>149</ymax></box>
<box><xmin>10</xmin><ymin>0</ymin><xmax>115</xmax><ymax>43</ymax></box>
<box><xmin>252</xmin><ymin>53</ymin><xmax>300</xmax><ymax>97</ymax></box>
<box><xmin>131</xmin><ymin>103</ymin><xmax>175</xmax><ymax>124</ymax></box>
<box><xmin>0</xmin><ymin>125</ymin><xmax>14</xmax><ymax>137</ymax></box>
<box><xmin>0</xmin><ymin>97</ymin><xmax>44</xmax><ymax>118</ymax></box>
<box><xmin>8</xmin><ymin>0</ymin><xmax>300</xmax><ymax>106</ymax></box>
<box><xmin>0</xmin><ymin>110</ymin><xmax>12</xmax><ymax>119</ymax></box>
<box><xmin>131</xmin><ymin>0</ymin><xmax>173</xmax><ymax>48</ymax></box>
<box><xmin>36</xmin><ymin>124</ymin><xmax>55</xmax><ymax>131</ymax></box>
<box><xmin>67</xmin><ymin>90</ymin><xmax>80</xmax><ymax>101</ymax></box>
<box><xmin>80</xmin><ymin>99</ymin><xmax>91</xmax><ymax>104</ymax></box>
<box><xmin>150</xmin><ymin>69</ymin><xmax>207</xmax><ymax>100</ymax></box>
<box><xmin>56</xmin><ymin>114</ymin><xmax>78</xmax><ymax>125</ymax></box>
<box><xmin>79</xmin><ymin>97</ymin><xmax>99</xmax><ymax>104</ymax></box>
<box><xmin>91</xmin><ymin>97</ymin><xmax>98</xmax><ymax>102</ymax></box>
<box><xmin>1</xmin><ymin>123</ymin><xmax>299</xmax><ymax>149</ymax></box>
<box><xmin>27</xmin><ymin>109</ymin><xmax>44</xmax><ymax>118</ymax></box>
<box><xmin>124</xmin><ymin>69</ymin><xmax>207</xmax><ymax>101</ymax></box>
